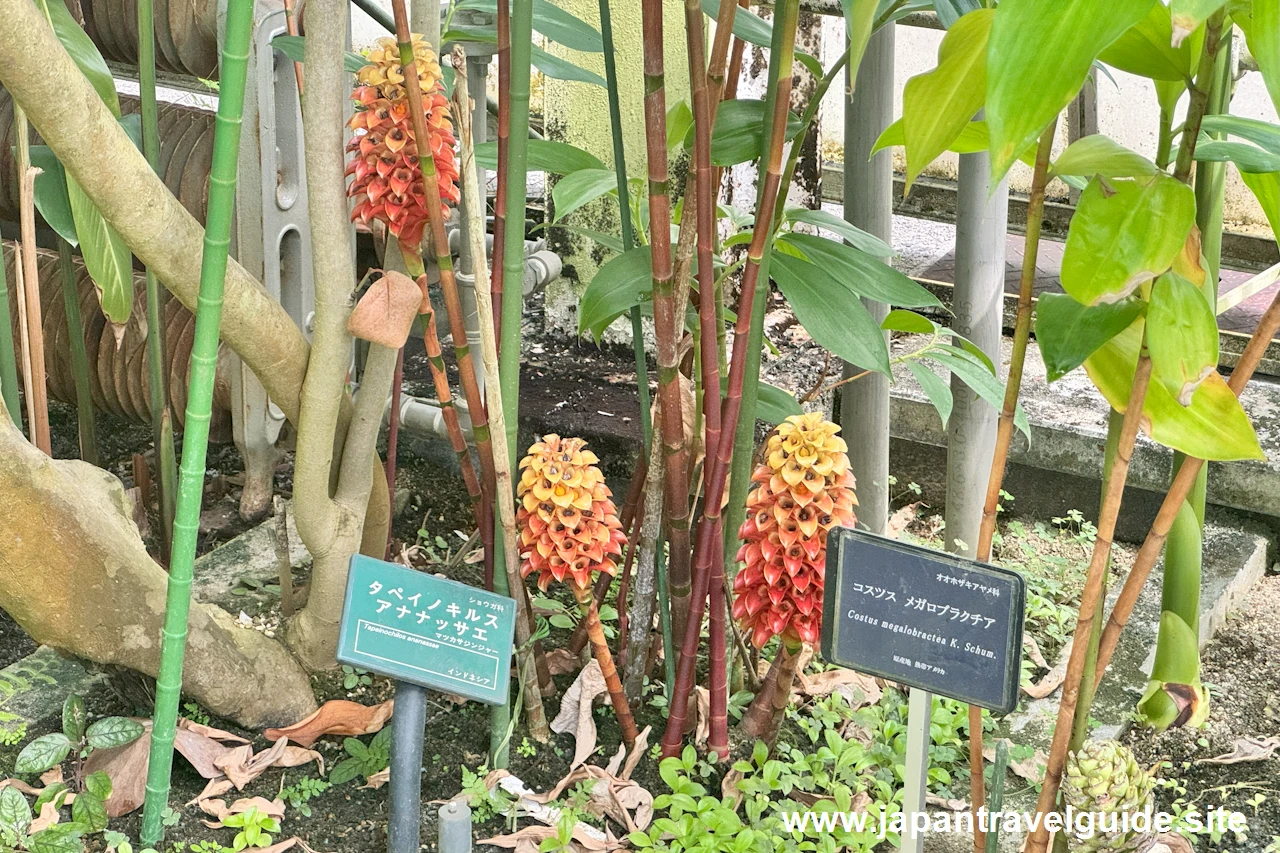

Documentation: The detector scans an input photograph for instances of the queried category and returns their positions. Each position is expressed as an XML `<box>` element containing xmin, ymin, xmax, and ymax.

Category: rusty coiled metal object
<box><xmin>71</xmin><ymin>0</ymin><xmax>219</xmax><ymax>79</ymax></box>
<box><xmin>0</xmin><ymin>89</ymin><xmax>214</xmax><ymax>227</ymax></box>
<box><xmin>3</xmin><ymin>241</ymin><xmax>232</xmax><ymax>441</ymax></box>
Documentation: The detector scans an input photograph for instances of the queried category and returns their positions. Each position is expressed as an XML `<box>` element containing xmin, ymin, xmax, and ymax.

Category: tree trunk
<box><xmin>0</xmin><ymin>410</ymin><xmax>317</xmax><ymax>729</ymax></box>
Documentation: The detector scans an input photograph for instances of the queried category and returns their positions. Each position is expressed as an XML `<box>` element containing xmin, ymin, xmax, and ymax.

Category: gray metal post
<box><xmin>438</xmin><ymin>801</ymin><xmax>473</xmax><ymax>853</ymax></box>
<box><xmin>840</xmin><ymin>25</ymin><xmax>895</xmax><ymax>535</ymax></box>
<box><xmin>902</xmin><ymin>686</ymin><xmax>932</xmax><ymax>853</ymax></box>
<box><xmin>944</xmin><ymin>147</ymin><xmax>1007</xmax><ymax>558</ymax></box>
<box><xmin>388</xmin><ymin>681</ymin><xmax>428</xmax><ymax>853</ymax></box>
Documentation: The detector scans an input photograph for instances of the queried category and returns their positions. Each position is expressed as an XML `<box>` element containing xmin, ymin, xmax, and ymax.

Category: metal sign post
<box><xmin>337</xmin><ymin>555</ymin><xmax>517</xmax><ymax>853</ymax></box>
<box><xmin>821</xmin><ymin>527</ymin><xmax>1026</xmax><ymax>845</ymax></box>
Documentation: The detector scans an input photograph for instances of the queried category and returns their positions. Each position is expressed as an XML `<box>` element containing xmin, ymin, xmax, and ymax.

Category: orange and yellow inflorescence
<box><xmin>733</xmin><ymin>412</ymin><xmax>857</xmax><ymax>649</ymax></box>
<box><xmin>345</xmin><ymin>36</ymin><xmax>461</xmax><ymax>248</ymax></box>
<box><xmin>517</xmin><ymin>435</ymin><xmax>628</xmax><ymax>593</ymax></box>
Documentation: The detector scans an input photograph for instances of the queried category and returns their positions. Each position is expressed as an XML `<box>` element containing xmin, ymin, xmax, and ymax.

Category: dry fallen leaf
<box><xmin>187</xmin><ymin>778</ymin><xmax>236</xmax><ymax>809</ymax></box>
<box><xmin>984</xmin><ymin>739</ymin><xmax>1048</xmax><ymax>785</ymax></box>
<box><xmin>1197</xmin><ymin>736</ymin><xmax>1280</xmax><ymax>765</ymax></box>
<box><xmin>551</xmin><ymin>661</ymin><xmax>607</xmax><ymax>768</ymax></box>
<box><xmin>620</xmin><ymin>726</ymin><xmax>651</xmax><ymax>782</ymax></box>
<box><xmin>480</xmin><ymin>826</ymin><xmax>556</xmax><ymax>853</ymax></box>
<box><xmin>693</xmin><ymin>687</ymin><xmax>710</xmax><ymax>749</ymax></box>
<box><xmin>1023</xmin><ymin>633</ymin><xmax>1049</xmax><ymax>670</ymax></box>
<box><xmin>361</xmin><ymin>767</ymin><xmax>390</xmax><ymax>790</ymax></box>
<box><xmin>265</xmin><ymin>699</ymin><xmax>394</xmax><ymax>748</ymax></box>
<box><xmin>1022</xmin><ymin>638</ymin><xmax>1072</xmax><ymax>700</ymax></box>
<box><xmin>200</xmin><ymin>796</ymin><xmax>286</xmax><ymax>827</ymax></box>
<box><xmin>1144</xmin><ymin>833</ymin><xmax>1196</xmax><ymax>853</ymax></box>
<box><xmin>545</xmin><ymin>648</ymin><xmax>583</xmax><ymax>676</ymax></box>
<box><xmin>179</xmin><ymin>718</ymin><xmax>251</xmax><ymax>744</ymax></box>
<box><xmin>796</xmin><ymin>668</ymin><xmax>882</xmax><ymax>710</ymax></box>
<box><xmin>348</xmin><ymin>271</ymin><xmax>423</xmax><ymax>348</ymax></box>
<box><xmin>886</xmin><ymin>502</ymin><xmax>919</xmax><ymax>539</ymax></box>
<box><xmin>29</xmin><ymin>802</ymin><xmax>59</xmax><ymax>834</ymax></box>
<box><xmin>926</xmin><ymin>794</ymin><xmax>968</xmax><ymax>811</ymax></box>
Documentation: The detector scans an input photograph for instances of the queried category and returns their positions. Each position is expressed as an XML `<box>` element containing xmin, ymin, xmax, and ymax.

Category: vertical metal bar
<box><xmin>388</xmin><ymin>681</ymin><xmax>428</xmax><ymax>853</ymax></box>
<box><xmin>944</xmin><ymin>146</ymin><xmax>1007</xmax><ymax>558</ymax></box>
<box><xmin>902</xmin><ymin>686</ymin><xmax>932</xmax><ymax>853</ymax></box>
<box><xmin>840</xmin><ymin>24</ymin><xmax>894</xmax><ymax>535</ymax></box>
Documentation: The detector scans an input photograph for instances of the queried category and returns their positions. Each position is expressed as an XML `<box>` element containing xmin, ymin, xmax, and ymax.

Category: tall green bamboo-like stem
<box><xmin>499</xmin><ymin>0</ymin><xmax>530</xmax><ymax>470</ymax></box>
<box><xmin>1095</xmin><ymin>289</ymin><xmax>1280</xmax><ymax>685</ymax></box>
<box><xmin>638</xmin><ymin>0</ymin><xmax>694</xmax><ymax>663</ymax></box>
<box><xmin>683</xmin><ymin>0</ymin><xmax>738</xmax><ymax>759</ymax></box>
<box><xmin>15</xmin><ymin>111</ymin><xmax>50</xmax><ymax>454</ymax></box>
<box><xmin>57</xmin><ymin>238</ymin><xmax>97</xmax><ymax>464</ymax></box>
<box><xmin>1136</xmin><ymin>23</ymin><xmax>1233</xmax><ymax>732</ymax></box>
<box><xmin>140</xmin><ymin>0</ymin><xmax>253</xmax><ymax>839</ymax></box>
<box><xmin>597</xmin><ymin>0</ymin><xmax>652</xmax><ymax>449</ymax></box>
<box><xmin>451</xmin><ymin>48</ymin><xmax>551</xmax><ymax>763</ymax></box>
<box><xmin>1027</xmin><ymin>29</ymin><xmax>1226</xmax><ymax>852</ymax></box>
<box><xmin>0</xmin><ymin>253</ymin><xmax>19</xmax><ymax>423</ymax></box>
<box><xmin>662</xmin><ymin>0</ymin><xmax>799</xmax><ymax>757</ymax></box>
<box><xmin>138</xmin><ymin>0</ymin><xmax>176</xmax><ymax>549</ymax></box>
<box><xmin>389</xmin><ymin>0</ymin><xmax>548</xmax><ymax>743</ymax></box>
<box><xmin>490</xmin><ymin>0</ymin><xmax>510</xmax><ymax>348</ymax></box>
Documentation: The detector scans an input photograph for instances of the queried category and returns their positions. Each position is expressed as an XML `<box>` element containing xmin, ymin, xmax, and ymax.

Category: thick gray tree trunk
<box><xmin>839</xmin><ymin>25</ymin><xmax>894</xmax><ymax>534</ymax></box>
<box><xmin>944</xmin><ymin>150</ymin><xmax>1008</xmax><ymax>557</ymax></box>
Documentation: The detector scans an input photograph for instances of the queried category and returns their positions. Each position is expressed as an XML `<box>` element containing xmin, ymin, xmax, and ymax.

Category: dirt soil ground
<box><xmin>1125</xmin><ymin>575</ymin><xmax>1280</xmax><ymax>852</ymax></box>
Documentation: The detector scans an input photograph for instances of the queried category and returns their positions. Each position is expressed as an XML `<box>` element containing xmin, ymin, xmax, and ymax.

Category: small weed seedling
<box><xmin>330</xmin><ymin>728</ymin><xmax>391</xmax><ymax>785</ymax></box>
<box><xmin>516</xmin><ymin>737</ymin><xmax>536</xmax><ymax>758</ymax></box>
<box><xmin>222</xmin><ymin>805</ymin><xmax>279</xmax><ymax>851</ymax></box>
<box><xmin>341</xmin><ymin>665</ymin><xmax>372</xmax><ymax>691</ymax></box>
<box><xmin>279</xmin><ymin>775</ymin><xmax>331</xmax><ymax>817</ymax></box>
<box><xmin>182</xmin><ymin>702</ymin><xmax>212</xmax><ymax>727</ymax></box>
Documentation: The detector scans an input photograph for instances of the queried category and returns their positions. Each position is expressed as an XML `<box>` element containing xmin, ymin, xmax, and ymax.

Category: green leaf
<box><xmin>62</xmin><ymin>694</ymin><xmax>86</xmax><ymax>744</ymax></box>
<box><xmin>873</xmin><ymin>118</ymin><xmax>1026</xmax><ymax>161</ymax></box>
<box><xmin>702</xmin><ymin>99</ymin><xmax>804</xmax><ymax>166</ymax></box>
<box><xmin>26</xmin><ymin>147</ymin><xmax>77</xmax><ymax>245</ymax></box>
<box><xmin>771</xmin><ymin>252</ymin><xmax>891</xmax><ymax>375</ymax></box>
<box><xmin>15</xmin><ymin>734</ymin><xmax>72</xmax><ymax>775</ymax></box>
<box><xmin>551</xmin><ymin>169</ymin><xmax>617</xmax><ymax>222</ymax></box>
<box><xmin>906</xmin><ymin>362</ymin><xmax>953</xmax><ymax>428</ymax></box>
<box><xmin>1034</xmin><ymin>292</ymin><xmax>1145</xmax><ymax>382</ymax></box>
<box><xmin>40</xmin><ymin>0</ymin><xmax>119</xmax><ymax>116</ymax></box>
<box><xmin>67</xmin><ymin>174</ymin><xmax>134</xmax><ymax>325</ymax></box>
<box><xmin>531</xmin><ymin>45</ymin><xmax>606</xmax><ymax>87</ymax></box>
<box><xmin>548</xmin><ymin>614</ymin><xmax>575</xmax><ymax>629</ymax></box>
<box><xmin>0</xmin><ymin>787</ymin><xmax>31</xmax><ymax>836</ymax></box>
<box><xmin>456</xmin><ymin>0</ymin><xmax>603</xmax><ymax>51</ymax></box>
<box><xmin>1137</xmin><ymin>609</ymin><xmax>1207</xmax><ymax>729</ymax></box>
<box><xmin>901</xmin><ymin>8</ymin><xmax>994</xmax><ymax>190</ymax></box>
<box><xmin>1098</xmin><ymin>0</ymin><xmax>1192</xmax><ymax>81</ymax></box>
<box><xmin>475</xmin><ymin>138</ymin><xmax>605</xmax><ymax>174</ymax></box>
<box><xmin>1246</xmin><ymin>0</ymin><xmax>1280</xmax><ymax>116</ymax></box>
<box><xmin>667</xmin><ymin>100</ymin><xmax>694</xmax><ymax>152</ymax></box>
<box><xmin>85</xmin><ymin>716</ymin><xmax>144</xmax><ymax>751</ymax></box>
<box><xmin>579</xmin><ymin>246</ymin><xmax>655</xmax><ymax>340</ymax></box>
<box><xmin>1083</xmin><ymin>319</ymin><xmax>1262</xmax><ymax>460</ymax></box>
<box><xmin>752</xmin><ymin>380</ymin><xmax>803</xmax><ymax>425</ymax></box>
<box><xmin>1199</xmin><ymin>115</ymin><xmax>1280</xmax><ymax>155</ymax></box>
<box><xmin>986</xmin><ymin>0</ymin><xmax>1153</xmax><ymax>181</ymax></box>
<box><xmin>1193</xmin><ymin>139</ymin><xmax>1280</xmax><ymax>173</ymax></box>
<box><xmin>784</xmin><ymin>208</ymin><xmax>893</xmax><ymax>257</ymax></box>
<box><xmin>28</xmin><ymin>824</ymin><xmax>83</xmax><ymax>853</ymax></box>
<box><xmin>1051</xmin><ymin>136</ymin><xmax>1158</xmax><ymax>179</ymax></box>
<box><xmin>698</xmin><ymin>0</ymin><xmax>821</xmax><ymax>73</ymax></box>
<box><xmin>552</xmin><ymin>224</ymin><xmax>624</xmax><ymax>253</ymax></box>
<box><xmin>927</xmin><ymin>348</ymin><xmax>1031</xmax><ymax>442</ymax></box>
<box><xmin>932</xmin><ymin>0</ymin><xmax>983</xmax><ymax>28</ymax></box>
<box><xmin>1240</xmin><ymin>170</ymin><xmax>1280</xmax><ymax>243</ymax></box>
<box><xmin>1170</xmin><ymin>0</ymin><xmax>1228</xmax><ymax>43</ymax></box>
<box><xmin>1060</xmin><ymin>175</ymin><xmax>1196</xmax><ymax>306</ymax></box>
<box><xmin>330</xmin><ymin>757</ymin><xmax>362</xmax><ymax>785</ymax></box>
<box><xmin>72</xmin><ymin>788</ymin><xmax>109</xmax><ymax>832</ymax></box>
<box><xmin>33</xmin><ymin>784</ymin><xmax>67</xmax><ymax>813</ymax></box>
<box><xmin>271</xmin><ymin>35</ymin><xmax>366</xmax><ymax>73</ymax></box>
<box><xmin>774</xmin><ymin>233</ymin><xmax>941</xmax><ymax>307</ymax></box>
<box><xmin>1147</xmin><ymin>273</ymin><xmax>1218</xmax><ymax>406</ymax></box>
<box><xmin>881</xmin><ymin>308</ymin><xmax>937</xmax><ymax>334</ymax></box>
<box><xmin>844</xmin><ymin>0</ymin><xmax>879</xmax><ymax>88</ymax></box>
<box><xmin>83</xmin><ymin>771</ymin><xmax>112</xmax><ymax>802</ymax></box>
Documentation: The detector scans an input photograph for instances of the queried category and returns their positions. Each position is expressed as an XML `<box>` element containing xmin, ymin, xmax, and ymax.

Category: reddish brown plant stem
<box><xmin>662</xmin><ymin>1</ymin><xmax>798</xmax><ymax>756</ymax></box>
<box><xmin>384</xmin><ymin>346</ymin><xmax>404</xmax><ymax>559</ymax></box>
<box><xmin>283</xmin><ymin>0</ymin><xmax>304</xmax><ymax>98</ymax></box>
<box><xmin>639</xmin><ymin>0</ymin><xmax>694</xmax><ymax>667</ymax></box>
<box><xmin>576</xmin><ymin>585</ymin><xmax>640</xmax><ymax>746</ymax></box>
<box><xmin>615</xmin><ymin>486</ymin><xmax>646</xmax><ymax>662</ymax></box>
<box><xmin>17</xmin><ymin>167</ymin><xmax>49</xmax><ymax>454</ymax></box>
<box><xmin>739</xmin><ymin>639</ymin><xmax>800</xmax><ymax>743</ymax></box>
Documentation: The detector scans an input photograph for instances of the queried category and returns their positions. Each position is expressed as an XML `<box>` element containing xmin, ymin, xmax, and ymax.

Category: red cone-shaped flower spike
<box><xmin>733</xmin><ymin>413</ymin><xmax>857</xmax><ymax>648</ymax></box>
<box><xmin>346</xmin><ymin>36</ymin><xmax>461</xmax><ymax>248</ymax></box>
<box><xmin>516</xmin><ymin>435</ymin><xmax>628</xmax><ymax>594</ymax></box>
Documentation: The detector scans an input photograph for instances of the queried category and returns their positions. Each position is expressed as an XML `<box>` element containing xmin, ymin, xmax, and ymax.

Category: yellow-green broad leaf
<box><xmin>901</xmin><ymin>8</ymin><xmax>994</xmax><ymax>191</ymax></box>
<box><xmin>1240</xmin><ymin>170</ymin><xmax>1280</xmax><ymax>242</ymax></box>
<box><xmin>1098</xmin><ymin>0</ymin><xmax>1193</xmax><ymax>81</ymax></box>
<box><xmin>1083</xmin><ymin>319</ymin><xmax>1263</xmax><ymax>461</ymax></box>
<box><xmin>1050</xmin><ymin>136</ymin><xmax>1158</xmax><ymax>180</ymax></box>
<box><xmin>1060</xmin><ymin>174</ymin><xmax>1196</xmax><ymax>306</ymax></box>
<box><xmin>986</xmin><ymin>0</ymin><xmax>1153</xmax><ymax>182</ymax></box>
<box><xmin>1146</xmin><ymin>273</ymin><xmax>1218</xmax><ymax>406</ymax></box>
<box><xmin>1170</xmin><ymin>0</ymin><xmax>1228</xmax><ymax>46</ymax></box>
<box><xmin>1034</xmin><ymin>292</ymin><xmax>1146</xmax><ymax>382</ymax></box>
<box><xmin>872</xmin><ymin>119</ymin><xmax>1039</xmax><ymax>166</ymax></box>
<box><xmin>66</xmin><ymin>173</ymin><xmax>133</xmax><ymax>326</ymax></box>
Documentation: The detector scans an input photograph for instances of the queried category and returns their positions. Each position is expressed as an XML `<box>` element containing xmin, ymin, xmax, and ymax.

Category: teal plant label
<box><xmin>336</xmin><ymin>555</ymin><xmax>516</xmax><ymax>705</ymax></box>
<box><xmin>821</xmin><ymin>527</ymin><xmax>1026</xmax><ymax>714</ymax></box>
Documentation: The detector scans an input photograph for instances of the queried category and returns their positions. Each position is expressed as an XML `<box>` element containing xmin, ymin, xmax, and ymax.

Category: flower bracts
<box><xmin>732</xmin><ymin>413</ymin><xmax>857</xmax><ymax>648</ymax></box>
<box><xmin>516</xmin><ymin>435</ymin><xmax>628</xmax><ymax>593</ymax></box>
<box><xmin>345</xmin><ymin>36</ymin><xmax>461</xmax><ymax>248</ymax></box>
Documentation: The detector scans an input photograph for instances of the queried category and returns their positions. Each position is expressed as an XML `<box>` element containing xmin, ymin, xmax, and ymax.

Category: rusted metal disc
<box><xmin>75</xmin><ymin>268</ymin><xmax>111</xmax><ymax>413</ymax></box>
<box><xmin>94</xmin><ymin>301</ymin><xmax>126</xmax><ymax>419</ymax></box>
<box><xmin>163</xmin><ymin>114</ymin><xmax>205</xmax><ymax>211</ymax></box>
<box><xmin>178</xmin><ymin>119</ymin><xmax>213</xmax><ymax>223</ymax></box>
<box><xmin>116</xmin><ymin>0</ymin><xmax>140</xmax><ymax>67</ymax></box>
<box><xmin>150</xmin><ymin>0</ymin><xmax>183</xmax><ymax>74</ymax></box>
<box><xmin>0</xmin><ymin>94</ymin><xmax>19</xmax><ymax>221</ymax></box>
<box><xmin>162</xmin><ymin>295</ymin><xmax>186</xmax><ymax>419</ymax></box>
<box><xmin>168</xmin><ymin>306</ymin><xmax>192</xmax><ymax>426</ymax></box>
<box><xmin>155</xmin><ymin>105</ymin><xmax>194</xmax><ymax>189</ymax></box>
<box><xmin>122</xmin><ymin>293</ymin><xmax>151</xmax><ymax>421</ymax></box>
<box><xmin>35</xmin><ymin>256</ymin><xmax>67</xmax><ymax>403</ymax></box>
<box><xmin>170</xmin><ymin>0</ymin><xmax>218</xmax><ymax>80</ymax></box>
<box><xmin>89</xmin><ymin>0</ymin><xmax>126</xmax><ymax>68</ymax></box>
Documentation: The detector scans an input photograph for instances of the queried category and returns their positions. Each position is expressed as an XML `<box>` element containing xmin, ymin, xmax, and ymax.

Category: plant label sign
<box><xmin>337</xmin><ymin>554</ymin><xmax>516</xmax><ymax>705</ymax></box>
<box><xmin>820</xmin><ymin>527</ymin><xmax>1025</xmax><ymax>714</ymax></box>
